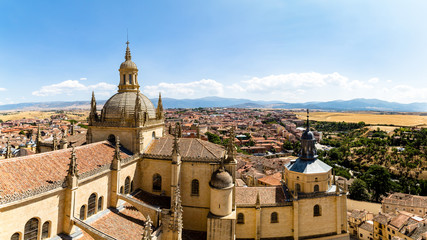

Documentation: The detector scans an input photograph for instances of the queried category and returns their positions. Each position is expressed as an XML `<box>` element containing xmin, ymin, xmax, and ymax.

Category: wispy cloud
<box><xmin>32</xmin><ymin>80</ymin><xmax>116</xmax><ymax>97</ymax></box>
<box><xmin>143</xmin><ymin>79</ymin><xmax>224</xmax><ymax>98</ymax></box>
<box><xmin>80</xmin><ymin>77</ymin><xmax>87</xmax><ymax>81</ymax></box>
<box><xmin>0</xmin><ymin>88</ymin><xmax>6</xmax><ymax>91</ymax></box>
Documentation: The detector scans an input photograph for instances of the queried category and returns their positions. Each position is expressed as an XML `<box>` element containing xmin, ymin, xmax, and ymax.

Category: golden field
<box><xmin>297</xmin><ymin>111</ymin><xmax>427</xmax><ymax>127</ymax></box>
<box><xmin>0</xmin><ymin>111</ymin><xmax>89</xmax><ymax>122</ymax></box>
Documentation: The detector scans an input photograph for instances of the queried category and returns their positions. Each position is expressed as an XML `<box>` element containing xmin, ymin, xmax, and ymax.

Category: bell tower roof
<box><xmin>300</xmin><ymin>109</ymin><xmax>317</xmax><ymax>160</ymax></box>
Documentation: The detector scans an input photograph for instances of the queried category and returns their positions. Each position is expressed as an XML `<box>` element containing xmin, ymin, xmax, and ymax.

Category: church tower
<box><xmin>86</xmin><ymin>42</ymin><xmax>164</xmax><ymax>153</ymax></box>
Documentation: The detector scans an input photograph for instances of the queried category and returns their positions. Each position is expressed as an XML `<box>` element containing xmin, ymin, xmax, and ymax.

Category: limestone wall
<box><xmin>0</xmin><ymin>190</ymin><xmax>65</xmax><ymax>240</ymax></box>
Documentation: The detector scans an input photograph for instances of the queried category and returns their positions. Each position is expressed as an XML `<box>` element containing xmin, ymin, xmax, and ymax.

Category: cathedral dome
<box><xmin>209</xmin><ymin>167</ymin><xmax>233</xmax><ymax>189</ymax></box>
<box><xmin>102</xmin><ymin>91</ymin><xmax>156</xmax><ymax>122</ymax></box>
<box><xmin>120</xmin><ymin>60</ymin><xmax>137</xmax><ymax>70</ymax></box>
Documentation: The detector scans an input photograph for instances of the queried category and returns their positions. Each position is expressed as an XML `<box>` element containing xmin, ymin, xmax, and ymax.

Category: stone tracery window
<box><xmin>125</xmin><ymin>176</ymin><xmax>131</xmax><ymax>194</ymax></box>
<box><xmin>237</xmin><ymin>213</ymin><xmax>244</xmax><ymax>224</ymax></box>
<box><xmin>191</xmin><ymin>179</ymin><xmax>199</xmax><ymax>196</ymax></box>
<box><xmin>80</xmin><ymin>205</ymin><xmax>86</xmax><ymax>220</ymax></box>
<box><xmin>87</xmin><ymin>193</ymin><xmax>97</xmax><ymax>217</ymax></box>
<box><xmin>24</xmin><ymin>218</ymin><xmax>39</xmax><ymax>240</ymax></box>
<box><xmin>98</xmin><ymin>196</ymin><xmax>103</xmax><ymax>212</ymax></box>
<box><xmin>314</xmin><ymin>204</ymin><xmax>321</xmax><ymax>216</ymax></box>
<box><xmin>295</xmin><ymin>183</ymin><xmax>301</xmax><ymax>192</ymax></box>
<box><xmin>41</xmin><ymin>221</ymin><xmax>50</xmax><ymax>239</ymax></box>
<box><xmin>153</xmin><ymin>173</ymin><xmax>162</xmax><ymax>192</ymax></box>
<box><xmin>11</xmin><ymin>233</ymin><xmax>20</xmax><ymax>240</ymax></box>
<box><xmin>271</xmin><ymin>212</ymin><xmax>278</xmax><ymax>223</ymax></box>
<box><xmin>314</xmin><ymin>184</ymin><xmax>319</xmax><ymax>192</ymax></box>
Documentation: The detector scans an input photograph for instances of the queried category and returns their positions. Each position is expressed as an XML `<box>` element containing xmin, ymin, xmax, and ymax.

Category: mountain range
<box><xmin>0</xmin><ymin>97</ymin><xmax>426</xmax><ymax>112</ymax></box>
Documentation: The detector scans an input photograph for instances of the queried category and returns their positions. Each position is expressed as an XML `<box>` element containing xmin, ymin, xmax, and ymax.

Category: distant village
<box><xmin>0</xmin><ymin>108</ymin><xmax>426</xmax><ymax>239</ymax></box>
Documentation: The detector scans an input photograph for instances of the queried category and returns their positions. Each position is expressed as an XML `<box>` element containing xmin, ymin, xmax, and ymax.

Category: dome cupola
<box><xmin>118</xmin><ymin>41</ymin><xmax>139</xmax><ymax>93</ymax></box>
<box><xmin>209</xmin><ymin>167</ymin><xmax>233</xmax><ymax>189</ymax></box>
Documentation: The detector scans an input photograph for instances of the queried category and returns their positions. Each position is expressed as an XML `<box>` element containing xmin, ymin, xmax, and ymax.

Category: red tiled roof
<box><xmin>257</xmin><ymin>172</ymin><xmax>282</xmax><ymax>186</ymax></box>
<box><xmin>80</xmin><ymin>204</ymin><xmax>146</xmax><ymax>240</ymax></box>
<box><xmin>144</xmin><ymin>137</ymin><xmax>224</xmax><ymax>161</ymax></box>
<box><xmin>0</xmin><ymin>141</ymin><xmax>131</xmax><ymax>203</ymax></box>
<box><xmin>235</xmin><ymin>186</ymin><xmax>288</xmax><ymax>206</ymax></box>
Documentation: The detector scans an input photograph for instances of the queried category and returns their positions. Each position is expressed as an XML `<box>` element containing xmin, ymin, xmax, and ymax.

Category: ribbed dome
<box><xmin>120</xmin><ymin>60</ymin><xmax>137</xmax><ymax>70</ymax></box>
<box><xmin>210</xmin><ymin>168</ymin><xmax>233</xmax><ymax>189</ymax></box>
<box><xmin>102</xmin><ymin>92</ymin><xmax>155</xmax><ymax>122</ymax></box>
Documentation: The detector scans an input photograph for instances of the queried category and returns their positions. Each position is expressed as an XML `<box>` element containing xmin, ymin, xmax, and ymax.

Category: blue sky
<box><xmin>1</xmin><ymin>0</ymin><xmax>427</xmax><ymax>104</ymax></box>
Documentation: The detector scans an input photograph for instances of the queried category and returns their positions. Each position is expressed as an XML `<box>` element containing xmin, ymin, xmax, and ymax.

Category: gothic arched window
<box><xmin>98</xmin><ymin>196</ymin><xmax>103</xmax><ymax>212</ymax></box>
<box><xmin>295</xmin><ymin>183</ymin><xmax>301</xmax><ymax>192</ymax></box>
<box><xmin>271</xmin><ymin>212</ymin><xmax>278</xmax><ymax>223</ymax></box>
<box><xmin>11</xmin><ymin>233</ymin><xmax>20</xmax><ymax>240</ymax></box>
<box><xmin>191</xmin><ymin>179</ymin><xmax>199</xmax><ymax>196</ymax></box>
<box><xmin>314</xmin><ymin>184</ymin><xmax>319</xmax><ymax>192</ymax></box>
<box><xmin>153</xmin><ymin>174</ymin><xmax>162</xmax><ymax>192</ymax></box>
<box><xmin>237</xmin><ymin>213</ymin><xmax>244</xmax><ymax>224</ymax></box>
<box><xmin>24</xmin><ymin>218</ymin><xmax>39</xmax><ymax>240</ymax></box>
<box><xmin>80</xmin><ymin>205</ymin><xmax>86</xmax><ymax>220</ymax></box>
<box><xmin>131</xmin><ymin>180</ymin><xmax>134</xmax><ymax>192</ymax></box>
<box><xmin>107</xmin><ymin>134</ymin><xmax>116</xmax><ymax>145</ymax></box>
<box><xmin>124</xmin><ymin>177</ymin><xmax>131</xmax><ymax>194</ymax></box>
<box><xmin>87</xmin><ymin>193</ymin><xmax>97</xmax><ymax>217</ymax></box>
<box><xmin>314</xmin><ymin>205</ymin><xmax>321</xmax><ymax>217</ymax></box>
<box><xmin>41</xmin><ymin>221</ymin><xmax>50</xmax><ymax>239</ymax></box>
<box><xmin>120</xmin><ymin>186</ymin><xmax>124</xmax><ymax>194</ymax></box>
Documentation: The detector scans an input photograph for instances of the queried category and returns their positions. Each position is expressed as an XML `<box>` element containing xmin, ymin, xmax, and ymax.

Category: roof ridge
<box><xmin>196</xmin><ymin>138</ymin><xmax>217</xmax><ymax>158</ymax></box>
<box><xmin>0</xmin><ymin>141</ymin><xmax>110</xmax><ymax>163</ymax></box>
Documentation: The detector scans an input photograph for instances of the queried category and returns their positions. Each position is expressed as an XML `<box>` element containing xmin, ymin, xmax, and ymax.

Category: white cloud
<box><xmin>0</xmin><ymin>88</ymin><xmax>6</xmax><ymax>91</ymax></box>
<box><xmin>143</xmin><ymin>79</ymin><xmax>224</xmax><ymax>98</ymax></box>
<box><xmin>80</xmin><ymin>77</ymin><xmax>87</xmax><ymax>81</ymax></box>
<box><xmin>232</xmin><ymin>72</ymin><xmax>373</xmax><ymax>94</ymax></box>
<box><xmin>32</xmin><ymin>80</ymin><xmax>116</xmax><ymax>97</ymax></box>
<box><xmin>368</xmin><ymin>77</ymin><xmax>379</xmax><ymax>84</ymax></box>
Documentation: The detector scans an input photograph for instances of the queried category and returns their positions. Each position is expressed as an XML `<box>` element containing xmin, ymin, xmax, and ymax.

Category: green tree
<box><xmin>362</xmin><ymin>165</ymin><xmax>392</xmax><ymax>202</ymax></box>
<box><xmin>206</xmin><ymin>132</ymin><xmax>222</xmax><ymax>145</ymax></box>
<box><xmin>349</xmin><ymin>179</ymin><xmax>370</xmax><ymax>201</ymax></box>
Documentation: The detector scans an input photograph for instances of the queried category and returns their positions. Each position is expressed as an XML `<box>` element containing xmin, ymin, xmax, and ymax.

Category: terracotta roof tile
<box><xmin>80</xmin><ymin>204</ymin><xmax>146</xmax><ymax>240</ymax></box>
<box><xmin>235</xmin><ymin>186</ymin><xmax>289</xmax><ymax>206</ymax></box>
<box><xmin>144</xmin><ymin>137</ymin><xmax>224</xmax><ymax>161</ymax></box>
<box><xmin>0</xmin><ymin>141</ymin><xmax>131</xmax><ymax>203</ymax></box>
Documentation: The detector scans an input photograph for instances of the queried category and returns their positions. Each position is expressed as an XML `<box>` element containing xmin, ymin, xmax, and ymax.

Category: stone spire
<box><xmin>36</xmin><ymin>125</ymin><xmax>41</xmax><ymax>153</ymax></box>
<box><xmin>225</xmin><ymin>126</ymin><xmax>236</xmax><ymax>163</ymax></box>
<box><xmin>112</xmin><ymin>136</ymin><xmax>121</xmax><ymax>171</ymax></box>
<box><xmin>89</xmin><ymin>91</ymin><xmax>98</xmax><ymax>125</ymax></box>
<box><xmin>142</xmin><ymin>215</ymin><xmax>153</xmax><ymax>240</ymax></box>
<box><xmin>125</xmin><ymin>41</ymin><xmax>131</xmax><ymax>61</ymax></box>
<box><xmin>66</xmin><ymin>147</ymin><xmax>79</xmax><ymax>189</ymax></box>
<box><xmin>172</xmin><ymin>128</ymin><xmax>180</xmax><ymax>158</ymax></box>
<box><xmin>67</xmin><ymin>147</ymin><xmax>78</xmax><ymax>177</ymax></box>
<box><xmin>5</xmin><ymin>138</ymin><xmax>12</xmax><ymax>159</ymax></box>
<box><xmin>169</xmin><ymin>186</ymin><xmax>183</xmax><ymax>235</ymax></box>
<box><xmin>135</xmin><ymin>92</ymin><xmax>143</xmax><ymax>126</ymax></box>
<box><xmin>196</xmin><ymin>125</ymin><xmax>200</xmax><ymax>139</ymax></box>
<box><xmin>300</xmin><ymin>109</ymin><xmax>317</xmax><ymax>160</ymax></box>
<box><xmin>60</xmin><ymin>129</ymin><xmax>68</xmax><ymax>149</ymax></box>
<box><xmin>156</xmin><ymin>92</ymin><xmax>164</xmax><ymax>120</ymax></box>
<box><xmin>53</xmin><ymin>133</ymin><xmax>58</xmax><ymax>150</ymax></box>
<box><xmin>177</xmin><ymin>122</ymin><xmax>182</xmax><ymax>138</ymax></box>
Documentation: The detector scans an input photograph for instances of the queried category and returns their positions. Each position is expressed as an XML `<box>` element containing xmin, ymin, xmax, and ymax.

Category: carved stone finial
<box><xmin>169</xmin><ymin>186</ymin><xmax>183</xmax><ymax>234</ymax></box>
<box><xmin>156</xmin><ymin>92</ymin><xmax>164</xmax><ymax>120</ymax></box>
<box><xmin>89</xmin><ymin>91</ymin><xmax>98</xmax><ymax>125</ymax></box>
<box><xmin>67</xmin><ymin>147</ymin><xmax>78</xmax><ymax>177</ymax></box>
<box><xmin>142</xmin><ymin>215</ymin><xmax>153</xmax><ymax>240</ymax></box>
<box><xmin>226</xmin><ymin>126</ymin><xmax>236</xmax><ymax>162</ymax></box>
<box><xmin>5</xmin><ymin>138</ymin><xmax>12</xmax><ymax>159</ymax></box>
<box><xmin>172</xmin><ymin>130</ymin><xmax>180</xmax><ymax>156</ymax></box>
